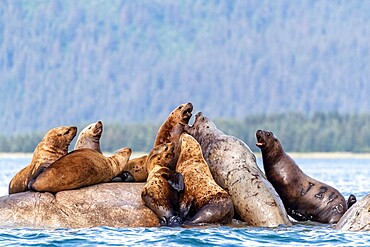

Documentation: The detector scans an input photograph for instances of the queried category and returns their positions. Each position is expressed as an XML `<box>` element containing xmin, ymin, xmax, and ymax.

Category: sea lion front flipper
<box><xmin>167</xmin><ymin>215</ymin><xmax>182</xmax><ymax>226</ymax></box>
<box><xmin>347</xmin><ymin>194</ymin><xmax>357</xmax><ymax>209</ymax></box>
<box><xmin>162</xmin><ymin>171</ymin><xmax>184</xmax><ymax>192</ymax></box>
<box><xmin>119</xmin><ymin>171</ymin><xmax>135</xmax><ymax>182</ymax></box>
<box><xmin>28</xmin><ymin>162</ymin><xmax>50</xmax><ymax>190</ymax></box>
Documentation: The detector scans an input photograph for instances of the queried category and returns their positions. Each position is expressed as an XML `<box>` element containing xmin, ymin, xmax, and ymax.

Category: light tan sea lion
<box><xmin>74</xmin><ymin>121</ymin><xmax>103</xmax><ymax>153</ymax></box>
<box><xmin>176</xmin><ymin>133</ymin><xmax>234</xmax><ymax>225</ymax></box>
<box><xmin>8</xmin><ymin>126</ymin><xmax>77</xmax><ymax>194</ymax></box>
<box><xmin>185</xmin><ymin>113</ymin><xmax>291</xmax><ymax>227</ymax></box>
<box><xmin>29</xmin><ymin>148</ymin><xmax>131</xmax><ymax>193</ymax></box>
<box><xmin>141</xmin><ymin>143</ymin><xmax>183</xmax><ymax>226</ymax></box>
<box><xmin>256</xmin><ymin>129</ymin><xmax>355</xmax><ymax>224</ymax></box>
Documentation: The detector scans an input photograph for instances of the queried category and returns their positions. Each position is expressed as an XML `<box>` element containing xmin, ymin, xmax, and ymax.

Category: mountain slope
<box><xmin>1</xmin><ymin>1</ymin><xmax>370</xmax><ymax>135</ymax></box>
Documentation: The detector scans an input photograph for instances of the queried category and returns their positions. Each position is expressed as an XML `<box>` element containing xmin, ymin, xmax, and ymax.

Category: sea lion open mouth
<box><xmin>256</xmin><ymin>141</ymin><xmax>266</xmax><ymax>148</ymax></box>
<box><xmin>94</xmin><ymin>122</ymin><xmax>103</xmax><ymax>135</ymax></box>
<box><xmin>255</xmin><ymin>130</ymin><xmax>267</xmax><ymax>148</ymax></box>
<box><xmin>181</xmin><ymin>103</ymin><xmax>193</xmax><ymax>123</ymax></box>
<box><xmin>189</xmin><ymin>112</ymin><xmax>203</xmax><ymax>127</ymax></box>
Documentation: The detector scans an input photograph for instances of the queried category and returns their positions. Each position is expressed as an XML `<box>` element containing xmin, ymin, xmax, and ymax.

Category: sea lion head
<box><xmin>185</xmin><ymin>112</ymin><xmax>217</xmax><ymax>137</ymax></box>
<box><xmin>146</xmin><ymin>142</ymin><xmax>175</xmax><ymax>173</ymax></box>
<box><xmin>84</xmin><ymin>120</ymin><xmax>103</xmax><ymax>139</ymax></box>
<box><xmin>255</xmin><ymin>129</ymin><xmax>279</xmax><ymax>150</ymax></box>
<box><xmin>42</xmin><ymin>126</ymin><xmax>77</xmax><ymax>150</ymax></box>
<box><xmin>74</xmin><ymin>121</ymin><xmax>103</xmax><ymax>150</ymax></box>
<box><xmin>170</xmin><ymin>102</ymin><xmax>193</xmax><ymax>125</ymax></box>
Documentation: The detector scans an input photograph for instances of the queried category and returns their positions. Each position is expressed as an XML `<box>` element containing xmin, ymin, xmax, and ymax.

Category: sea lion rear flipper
<box><xmin>347</xmin><ymin>194</ymin><xmax>357</xmax><ymax>209</ymax></box>
<box><xmin>163</xmin><ymin>171</ymin><xmax>184</xmax><ymax>192</ymax></box>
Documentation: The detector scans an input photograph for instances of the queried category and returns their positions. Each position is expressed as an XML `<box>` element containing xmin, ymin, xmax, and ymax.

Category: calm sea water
<box><xmin>1</xmin><ymin>154</ymin><xmax>370</xmax><ymax>246</ymax></box>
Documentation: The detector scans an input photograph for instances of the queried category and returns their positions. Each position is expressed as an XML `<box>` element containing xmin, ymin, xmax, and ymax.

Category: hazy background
<box><xmin>1</xmin><ymin>1</ymin><xmax>370</xmax><ymax>152</ymax></box>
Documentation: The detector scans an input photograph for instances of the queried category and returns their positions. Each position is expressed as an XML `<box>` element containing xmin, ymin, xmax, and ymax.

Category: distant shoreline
<box><xmin>1</xmin><ymin>152</ymin><xmax>370</xmax><ymax>159</ymax></box>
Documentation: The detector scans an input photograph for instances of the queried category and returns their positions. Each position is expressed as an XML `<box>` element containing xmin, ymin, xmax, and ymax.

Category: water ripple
<box><xmin>1</xmin><ymin>157</ymin><xmax>370</xmax><ymax>246</ymax></box>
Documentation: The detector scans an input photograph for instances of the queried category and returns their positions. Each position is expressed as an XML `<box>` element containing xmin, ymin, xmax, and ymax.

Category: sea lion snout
<box><xmin>256</xmin><ymin>130</ymin><xmax>267</xmax><ymax>148</ymax></box>
<box><xmin>181</xmin><ymin>102</ymin><xmax>193</xmax><ymax>123</ymax></box>
<box><xmin>66</xmin><ymin>126</ymin><xmax>77</xmax><ymax>135</ymax></box>
<box><xmin>94</xmin><ymin>121</ymin><xmax>103</xmax><ymax>134</ymax></box>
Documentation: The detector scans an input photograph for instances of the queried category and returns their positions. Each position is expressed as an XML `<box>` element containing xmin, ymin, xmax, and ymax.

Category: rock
<box><xmin>335</xmin><ymin>194</ymin><xmax>370</xmax><ymax>231</ymax></box>
<box><xmin>0</xmin><ymin>183</ymin><xmax>160</xmax><ymax>228</ymax></box>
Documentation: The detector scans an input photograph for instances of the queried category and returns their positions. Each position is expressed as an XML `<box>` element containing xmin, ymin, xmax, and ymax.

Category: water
<box><xmin>1</xmin><ymin>154</ymin><xmax>370</xmax><ymax>246</ymax></box>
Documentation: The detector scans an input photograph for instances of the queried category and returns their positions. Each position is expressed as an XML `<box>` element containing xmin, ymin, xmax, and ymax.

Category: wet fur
<box><xmin>256</xmin><ymin>129</ymin><xmax>350</xmax><ymax>224</ymax></box>
<box><xmin>141</xmin><ymin>143</ymin><xmax>183</xmax><ymax>226</ymax></box>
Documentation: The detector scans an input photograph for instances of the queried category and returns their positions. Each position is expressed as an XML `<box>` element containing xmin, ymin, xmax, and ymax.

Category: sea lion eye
<box><xmin>266</xmin><ymin>132</ymin><xmax>271</xmax><ymax>137</ymax></box>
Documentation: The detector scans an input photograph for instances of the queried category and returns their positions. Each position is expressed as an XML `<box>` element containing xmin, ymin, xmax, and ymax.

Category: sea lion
<box><xmin>256</xmin><ymin>129</ymin><xmax>355</xmax><ymax>224</ymax></box>
<box><xmin>141</xmin><ymin>143</ymin><xmax>184</xmax><ymax>226</ymax></box>
<box><xmin>8</xmin><ymin>126</ymin><xmax>77</xmax><ymax>194</ymax></box>
<box><xmin>154</xmin><ymin>102</ymin><xmax>193</xmax><ymax>146</ymax></box>
<box><xmin>154</xmin><ymin>102</ymin><xmax>193</xmax><ymax>169</ymax></box>
<box><xmin>185</xmin><ymin>113</ymin><xmax>291</xmax><ymax>227</ymax></box>
<box><xmin>115</xmin><ymin>155</ymin><xmax>148</xmax><ymax>182</ymax></box>
<box><xmin>29</xmin><ymin>148</ymin><xmax>131</xmax><ymax>193</ymax></box>
<box><xmin>176</xmin><ymin>133</ymin><xmax>234</xmax><ymax>225</ymax></box>
<box><xmin>74</xmin><ymin>120</ymin><xmax>103</xmax><ymax>153</ymax></box>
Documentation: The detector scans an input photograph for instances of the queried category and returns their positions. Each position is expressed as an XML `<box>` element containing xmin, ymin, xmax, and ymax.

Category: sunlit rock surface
<box><xmin>0</xmin><ymin>183</ymin><xmax>160</xmax><ymax>228</ymax></box>
<box><xmin>335</xmin><ymin>194</ymin><xmax>370</xmax><ymax>231</ymax></box>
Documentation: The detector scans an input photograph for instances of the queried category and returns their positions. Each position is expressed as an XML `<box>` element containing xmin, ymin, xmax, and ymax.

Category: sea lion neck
<box><xmin>187</xmin><ymin>123</ymin><xmax>223</xmax><ymax>150</ymax></box>
<box><xmin>261</xmin><ymin>142</ymin><xmax>285</xmax><ymax>168</ymax></box>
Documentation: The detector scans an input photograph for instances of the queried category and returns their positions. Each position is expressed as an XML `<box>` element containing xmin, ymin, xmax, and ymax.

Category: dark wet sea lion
<box><xmin>74</xmin><ymin>121</ymin><xmax>103</xmax><ymax>153</ymax></box>
<box><xmin>256</xmin><ymin>129</ymin><xmax>355</xmax><ymax>224</ymax></box>
<box><xmin>185</xmin><ymin>113</ymin><xmax>291</xmax><ymax>227</ymax></box>
<box><xmin>8</xmin><ymin>126</ymin><xmax>77</xmax><ymax>194</ymax></box>
<box><xmin>176</xmin><ymin>133</ymin><xmax>234</xmax><ymax>225</ymax></box>
<box><xmin>30</xmin><ymin>148</ymin><xmax>131</xmax><ymax>193</ymax></box>
<box><xmin>141</xmin><ymin>143</ymin><xmax>183</xmax><ymax>226</ymax></box>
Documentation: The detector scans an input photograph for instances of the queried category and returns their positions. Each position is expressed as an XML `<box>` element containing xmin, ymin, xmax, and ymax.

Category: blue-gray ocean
<box><xmin>0</xmin><ymin>154</ymin><xmax>369</xmax><ymax>246</ymax></box>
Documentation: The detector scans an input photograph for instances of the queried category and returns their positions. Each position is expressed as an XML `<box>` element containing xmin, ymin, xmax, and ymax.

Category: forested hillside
<box><xmin>2</xmin><ymin>113</ymin><xmax>370</xmax><ymax>153</ymax></box>
<box><xmin>1</xmin><ymin>1</ymin><xmax>370</xmax><ymax>144</ymax></box>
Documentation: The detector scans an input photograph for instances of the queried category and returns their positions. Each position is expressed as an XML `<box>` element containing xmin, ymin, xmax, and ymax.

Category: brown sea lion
<box><xmin>118</xmin><ymin>155</ymin><xmax>148</xmax><ymax>182</ymax></box>
<box><xmin>185</xmin><ymin>113</ymin><xmax>291</xmax><ymax>227</ymax></box>
<box><xmin>141</xmin><ymin>143</ymin><xmax>184</xmax><ymax>226</ymax></box>
<box><xmin>154</xmin><ymin>102</ymin><xmax>193</xmax><ymax>169</ymax></box>
<box><xmin>74</xmin><ymin>121</ymin><xmax>103</xmax><ymax>153</ymax></box>
<box><xmin>8</xmin><ymin>126</ymin><xmax>77</xmax><ymax>194</ymax></box>
<box><xmin>256</xmin><ymin>129</ymin><xmax>355</xmax><ymax>224</ymax></box>
<box><xmin>154</xmin><ymin>102</ymin><xmax>193</xmax><ymax>146</ymax></box>
<box><xmin>29</xmin><ymin>148</ymin><xmax>131</xmax><ymax>193</ymax></box>
<box><xmin>112</xmin><ymin>155</ymin><xmax>148</xmax><ymax>182</ymax></box>
<box><xmin>176</xmin><ymin>133</ymin><xmax>234</xmax><ymax>225</ymax></box>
